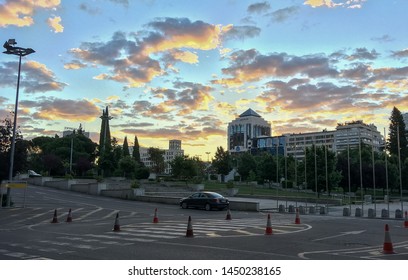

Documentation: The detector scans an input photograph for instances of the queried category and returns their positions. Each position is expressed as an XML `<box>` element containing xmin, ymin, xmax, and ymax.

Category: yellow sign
<box><xmin>1</xmin><ymin>181</ymin><xmax>27</xmax><ymax>188</ymax></box>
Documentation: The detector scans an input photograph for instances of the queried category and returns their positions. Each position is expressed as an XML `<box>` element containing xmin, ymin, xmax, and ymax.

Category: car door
<box><xmin>197</xmin><ymin>193</ymin><xmax>208</xmax><ymax>208</ymax></box>
<box><xmin>189</xmin><ymin>193</ymin><xmax>201</xmax><ymax>207</ymax></box>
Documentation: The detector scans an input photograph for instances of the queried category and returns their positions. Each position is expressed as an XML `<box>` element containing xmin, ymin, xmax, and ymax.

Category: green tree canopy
<box><xmin>148</xmin><ymin>147</ymin><xmax>165</xmax><ymax>174</ymax></box>
<box><xmin>212</xmin><ymin>146</ymin><xmax>232</xmax><ymax>176</ymax></box>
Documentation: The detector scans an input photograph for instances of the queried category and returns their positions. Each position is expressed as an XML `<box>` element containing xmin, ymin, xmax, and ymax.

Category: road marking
<box><xmin>312</xmin><ymin>230</ymin><xmax>366</xmax><ymax>241</ymax></box>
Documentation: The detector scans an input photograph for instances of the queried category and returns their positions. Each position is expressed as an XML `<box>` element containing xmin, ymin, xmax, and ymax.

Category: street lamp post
<box><xmin>3</xmin><ymin>39</ymin><xmax>35</xmax><ymax>207</ymax></box>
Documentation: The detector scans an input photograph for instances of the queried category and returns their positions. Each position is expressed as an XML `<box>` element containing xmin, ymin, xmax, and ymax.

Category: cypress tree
<box><xmin>132</xmin><ymin>135</ymin><xmax>141</xmax><ymax>163</ymax></box>
<box><xmin>123</xmin><ymin>136</ymin><xmax>130</xmax><ymax>157</ymax></box>
<box><xmin>388</xmin><ymin>106</ymin><xmax>408</xmax><ymax>160</ymax></box>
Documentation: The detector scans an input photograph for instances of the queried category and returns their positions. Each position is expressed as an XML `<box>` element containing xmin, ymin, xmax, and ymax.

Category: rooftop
<box><xmin>239</xmin><ymin>108</ymin><xmax>261</xmax><ymax>118</ymax></box>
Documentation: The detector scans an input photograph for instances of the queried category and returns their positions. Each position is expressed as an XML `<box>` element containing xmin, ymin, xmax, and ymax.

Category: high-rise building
<box><xmin>227</xmin><ymin>108</ymin><xmax>271</xmax><ymax>153</ymax></box>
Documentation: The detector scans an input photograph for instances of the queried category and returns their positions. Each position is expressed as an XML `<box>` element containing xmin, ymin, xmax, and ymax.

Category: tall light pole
<box><xmin>3</xmin><ymin>39</ymin><xmax>35</xmax><ymax>207</ymax></box>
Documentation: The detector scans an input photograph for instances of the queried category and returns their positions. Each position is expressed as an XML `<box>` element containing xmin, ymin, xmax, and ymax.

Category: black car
<box><xmin>179</xmin><ymin>191</ymin><xmax>229</xmax><ymax>211</ymax></box>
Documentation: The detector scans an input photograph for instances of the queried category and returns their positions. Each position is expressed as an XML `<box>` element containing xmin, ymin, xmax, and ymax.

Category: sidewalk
<box><xmin>230</xmin><ymin>196</ymin><xmax>407</xmax><ymax>218</ymax></box>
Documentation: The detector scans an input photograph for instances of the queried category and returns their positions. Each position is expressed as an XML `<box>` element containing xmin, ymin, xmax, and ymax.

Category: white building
<box><xmin>139</xmin><ymin>140</ymin><xmax>184</xmax><ymax>174</ymax></box>
<box><xmin>250</xmin><ymin>120</ymin><xmax>384</xmax><ymax>159</ymax></box>
<box><xmin>228</xmin><ymin>108</ymin><xmax>271</xmax><ymax>153</ymax></box>
<box><xmin>62</xmin><ymin>125</ymin><xmax>90</xmax><ymax>138</ymax></box>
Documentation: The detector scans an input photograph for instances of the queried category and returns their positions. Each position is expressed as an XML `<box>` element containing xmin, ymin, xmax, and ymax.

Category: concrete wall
<box><xmin>229</xmin><ymin>200</ymin><xmax>259</xmax><ymax>211</ymax></box>
<box><xmin>44</xmin><ymin>179</ymin><xmax>77</xmax><ymax>190</ymax></box>
<box><xmin>71</xmin><ymin>183</ymin><xmax>107</xmax><ymax>195</ymax></box>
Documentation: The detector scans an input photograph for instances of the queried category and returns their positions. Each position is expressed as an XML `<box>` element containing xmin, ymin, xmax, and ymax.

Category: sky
<box><xmin>1</xmin><ymin>0</ymin><xmax>408</xmax><ymax>159</ymax></box>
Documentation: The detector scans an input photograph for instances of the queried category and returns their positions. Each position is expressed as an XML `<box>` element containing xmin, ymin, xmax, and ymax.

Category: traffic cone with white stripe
<box><xmin>51</xmin><ymin>209</ymin><xmax>59</xmax><ymax>223</ymax></box>
<box><xmin>153</xmin><ymin>208</ymin><xmax>159</xmax><ymax>223</ymax></box>
<box><xmin>66</xmin><ymin>208</ymin><xmax>73</xmax><ymax>223</ymax></box>
<box><xmin>382</xmin><ymin>224</ymin><xmax>394</xmax><ymax>254</ymax></box>
<box><xmin>404</xmin><ymin>211</ymin><xmax>408</xmax><ymax>228</ymax></box>
<box><xmin>113</xmin><ymin>213</ymin><xmax>121</xmax><ymax>232</ymax></box>
<box><xmin>295</xmin><ymin>208</ymin><xmax>301</xmax><ymax>224</ymax></box>
<box><xmin>185</xmin><ymin>216</ymin><xmax>194</xmax><ymax>237</ymax></box>
<box><xmin>225</xmin><ymin>208</ymin><xmax>232</xmax><ymax>220</ymax></box>
<box><xmin>265</xmin><ymin>214</ymin><xmax>273</xmax><ymax>235</ymax></box>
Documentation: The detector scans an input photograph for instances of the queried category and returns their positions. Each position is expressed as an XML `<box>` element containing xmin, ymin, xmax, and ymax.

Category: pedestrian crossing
<box><xmin>105</xmin><ymin>217</ymin><xmax>311</xmax><ymax>239</ymax></box>
<box><xmin>0</xmin><ymin>215</ymin><xmax>310</xmax><ymax>259</ymax></box>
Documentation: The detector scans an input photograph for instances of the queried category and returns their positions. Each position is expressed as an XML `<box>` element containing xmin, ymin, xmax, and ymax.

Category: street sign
<box><xmin>1</xmin><ymin>180</ymin><xmax>28</xmax><ymax>208</ymax></box>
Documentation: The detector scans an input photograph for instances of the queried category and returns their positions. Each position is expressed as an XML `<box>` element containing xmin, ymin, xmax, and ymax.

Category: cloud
<box><xmin>392</xmin><ymin>48</ymin><xmax>408</xmax><ymax>59</ymax></box>
<box><xmin>20</xmin><ymin>97</ymin><xmax>100</xmax><ymax>121</ymax></box>
<box><xmin>258</xmin><ymin>79</ymin><xmax>362</xmax><ymax>113</ymax></box>
<box><xmin>371</xmin><ymin>34</ymin><xmax>394</xmax><ymax>43</ymax></box>
<box><xmin>304</xmin><ymin>0</ymin><xmax>337</xmax><ymax>8</ymax></box>
<box><xmin>304</xmin><ymin>0</ymin><xmax>366</xmax><ymax>9</ymax></box>
<box><xmin>78</xmin><ymin>3</ymin><xmax>101</xmax><ymax>15</ymax></box>
<box><xmin>268</xmin><ymin>6</ymin><xmax>300</xmax><ymax>23</ymax></box>
<box><xmin>132</xmin><ymin>81</ymin><xmax>214</xmax><ymax>119</ymax></box>
<box><xmin>0</xmin><ymin>60</ymin><xmax>67</xmax><ymax>93</ymax></box>
<box><xmin>64</xmin><ymin>60</ymin><xmax>87</xmax><ymax>69</ymax></box>
<box><xmin>247</xmin><ymin>2</ymin><xmax>271</xmax><ymax>14</ymax></box>
<box><xmin>222</xmin><ymin>25</ymin><xmax>261</xmax><ymax>41</ymax></box>
<box><xmin>69</xmin><ymin>18</ymin><xmax>232</xmax><ymax>87</ymax></box>
<box><xmin>0</xmin><ymin>0</ymin><xmax>61</xmax><ymax>28</ymax></box>
<box><xmin>121</xmin><ymin>122</ymin><xmax>225</xmax><ymax>142</ymax></box>
<box><xmin>347</xmin><ymin>48</ymin><xmax>379</xmax><ymax>60</ymax></box>
<box><xmin>47</xmin><ymin>16</ymin><xmax>64</xmax><ymax>33</ymax></box>
<box><xmin>212</xmin><ymin>49</ymin><xmax>337</xmax><ymax>87</ymax></box>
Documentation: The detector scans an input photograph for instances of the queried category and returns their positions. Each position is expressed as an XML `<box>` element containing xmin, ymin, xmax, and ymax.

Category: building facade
<box><xmin>139</xmin><ymin>140</ymin><xmax>184</xmax><ymax>174</ymax></box>
<box><xmin>227</xmin><ymin>108</ymin><xmax>271</xmax><ymax>153</ymax></box>
<box><xmin>249</xmin><ymin>120</ymin><xmax>384</xmax><ymax>159</ymax></box>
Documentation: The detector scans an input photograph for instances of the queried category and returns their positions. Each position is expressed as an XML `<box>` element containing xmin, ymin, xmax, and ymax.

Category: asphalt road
<box><xmin>1</xmin><ymin>185</ymin><xmax>407</xmax><ymax>260</ymax></box>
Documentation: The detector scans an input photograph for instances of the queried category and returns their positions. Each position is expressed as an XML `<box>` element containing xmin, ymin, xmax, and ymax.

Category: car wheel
<box><xmin>205</xmin><ymin>203</ymin><xmax>211</xmax><ymax>211</ymax></box>
<box><xmin>181</xmin><ymin>202</ymin><xmax>188</xmax><ymax>209</ymax></box>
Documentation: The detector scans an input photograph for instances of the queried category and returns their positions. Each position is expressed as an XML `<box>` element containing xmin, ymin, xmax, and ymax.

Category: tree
<box><xmin>98</xmin><ymin>106</ymin><xmax>113</xmax><ymax>176</ymax></box>
<box><xmin>118</xmin><ymin>156</ymin><xmax>136</xmax><ymax>178</ymax></box>
<box><xmin>123</xmin><ymin>136</ymin><xmax>130</xmax><ymax>157</ymax></box>
<box><xmin>132</xmin><ymin>135</ymin><xmax>141</xmax><ymax>163</ymax></box>
<box><xmin>212</xmin><ymin>146</ymin><xmax>232</xmax><ymax>177</ymax></box>
<box><xmin>30</xmin><ymin>134</ymin><xmax>97</xmax><ymax>176</ymax></box>
<box><xmin>305</xmin><ymin>145</ymin><xmax>341</xmax><ymax>194</ymax></box>
<box><xmin>256</xmin><ymin>153</ymin><xmax>277</xmax><ymax>185</ymax></box>
<box><xmin>148</xmin><ymin>147</ymin><xmax>165</xmax><ymax>174</ymax></box>
<box><xmin>388</xmin><ymin>107</ymin><xmax>408</xmax><ymax>161</ymax></box>
<box><xmin>76</xmin><ymin>157</ymin><xmax>93</xmax><ymax>176</ymax></box>
<box><xmin>0</xmin><ymin>113</ymin><xmax>27</xmax><ymax>181</ymax></box>
<box><xmin>43</xmin><ymin>154</ymin><xmax>64</xmax><ymax>176</ymax></box>
<box><xmin>170</xmin><ymin>155</ymin><xmax>205</xmax><ymax>183</ymax></box>
<box><xmin>237</xmin><ymin>152</ymin><xmax>257</xmax><ymax>181</ymax></box>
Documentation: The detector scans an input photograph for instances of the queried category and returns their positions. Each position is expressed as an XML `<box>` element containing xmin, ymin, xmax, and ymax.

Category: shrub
<box><xmin>226</xmin><ymin>180</ymin><xmax>234</xmax><ymax>189</ymax></box>
<box><xmin>131</xmin><ymin>180</ymin><xmax>140</xmax><ymax>189</ymax></box>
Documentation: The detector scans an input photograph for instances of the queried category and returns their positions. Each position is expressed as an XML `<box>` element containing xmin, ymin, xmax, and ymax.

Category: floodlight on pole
<box><xmin>3</xmin><ymin>39</ymin><xmax>35</xmax><ymax>207</ymax></box>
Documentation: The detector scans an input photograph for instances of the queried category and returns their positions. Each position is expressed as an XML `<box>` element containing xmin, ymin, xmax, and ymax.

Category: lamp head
<box><xmin>7</xmin><ymin>39</ymin><xmax>17</xmax><ymax>45</ymax></box>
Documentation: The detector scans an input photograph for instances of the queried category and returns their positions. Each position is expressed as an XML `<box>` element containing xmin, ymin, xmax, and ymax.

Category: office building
<box><xmin>228</xmin><ymin>108</ymin><xmax>271</xmax><ymax>153</ymax></box>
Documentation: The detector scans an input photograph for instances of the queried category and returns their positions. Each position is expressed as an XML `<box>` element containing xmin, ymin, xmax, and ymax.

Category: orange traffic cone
<box><xmin>295</xmin><ymin>208</ymin><xmax>301</xmax><ymax>224</ymax></box>
<box><xmin>225</xmin><ymin>208</ymin><xmax>232</xmax><ymax>220</ymax></box>
<box><xmin>113</xmin><ymin>213</ymin><xmax>121</xmax><ymax>232</ymax></box>
<box><xmin>382</xmin><ymin>224</ymin><xmax>394</xmax><ymax>254</ymax></box>
<box><xmin>153</xmin><ymin>208</ymin><xmax>159</xmax><ymax>223</ymax></box>
<box><xmin>185</xmin><ymin>216</ymin><xmax>194</xmax><ymax>237</ymax></box>
<box><xmin>51</xmin><ymin>209</ymin><xmax>59</xmax><ymax>223</ymax></box>
<box><xmin>404</xmin><ymin>211</ymin><xmax>408</xmax><ymax>228</ymax></box>
<box><xmin>66</xmin><ymin>208</ymin><xmax>73</xmax><ymax>223</ymax></box>
<box><xmin>265</xmin><ymin>214</ymin><xmax>273</xmax><ymax>235</ymax></box>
